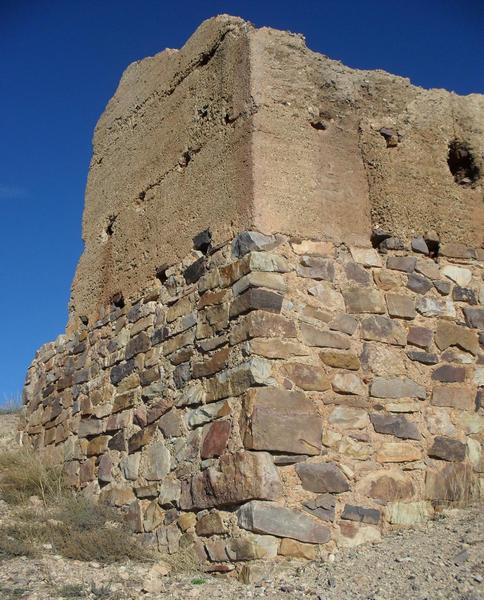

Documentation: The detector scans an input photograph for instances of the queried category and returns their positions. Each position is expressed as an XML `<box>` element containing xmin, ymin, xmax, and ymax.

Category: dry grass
<box><xmin>0</xmin><ymin>394</ymin><xmax>22</xmax><ymax>415</ymax></box>
<box><xmin>0</xmin><ymin>448</ymin><xmax>154</xmax><ymax>563</ymax></box>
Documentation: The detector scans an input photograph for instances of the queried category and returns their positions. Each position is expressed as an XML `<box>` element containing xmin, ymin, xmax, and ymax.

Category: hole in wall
<box><xmin>447</xmin><ymin>140</ymin><xmax>479</xmax><ymax>186</ymax></box>
<box><xmin>111</xmin><ymin>293</ymin><xmax>125</xmax><ymax>309</ymax></box>
<box><xmin>79</xmin><ymin>315</ymin><xmax>89</xmax><ymax>326</ymax></box>
<box><xmin>156</xmin><ymin>265</ymin><xmax>169</xmax><ymax>284</ymax></box>
<box><xmin>193</xmin><ymin>229</ymin><xmax>212</xmax><ymax>255</ymax></box>
<box><xmin>379</xmin><ymin>128</ymin><xmax>399</xmax><ymax>148</ymax></box>
<box><xmin>105</xmin><ymin>214</ymin><xmax>117</xmax><ymax>237</ymax></box>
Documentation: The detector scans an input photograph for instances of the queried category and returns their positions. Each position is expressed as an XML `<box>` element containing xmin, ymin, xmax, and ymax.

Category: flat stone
<box><xmin>425</xmin><ymin>408</ymin><xmax>457</xmax><ymax>436</ymax></box>
<box><xmin>205</xmin><ymin>358</ymin><xmax>272</xmax><ymax>402</ymax></box>
<box><xmin>439</xmin><ymin>243</ymin><xmax>474</xmax><ymax>259</ymax></box>
<box><xmin>302</xmin><ymin>305</ymin><xmax>332</xmax><ymax>323</ymax></box>
<box><xmin>180</xmin><ymin>451</ymin><xmax>281</xmax><ymax>510</ymax></box>
<box><xmin>370</xmin><ymin>413</ymin><xmax>421</xmax><ymax>440</ymax></box>
<box><xmin>229</xmin><ymin>288</ymin><xmax>284</xmax><ymax>318</ymax></box>
<box><xmin>344</xmin><ymin>261</ymin><xmax>371</xmax><ymax>285</ymax></box>
<box><xmin>320</xmin><ymin>350</ymin><xmax>360</xmax><ymax>370</ymax></box>
<box><xmin>360</xmin><ymin>342</ymin><xmax>405</xmax><ymax>376</ymax></box>
<box><xmin>158</xmin><ymin>479</ymin><xmax>181</xmax><ymax>506</ymax></box>
<box><xmin>297</xmin><ymin>256</ymin><xmax>335</xmax><ymax>281</ymax></box>
<box><xmin>435</xmin><ymin>321</ymin><xmax>478</xmax><ymax>356</ymax></box>
<box><xmin>278</xmin><ymin>538</ymin><xmax>317</xmax><ymax>560</ymax></box>
<box><xmin>432</xmin><ymin>364</ymin><xmax>466</xmax><ymax>383</ymax></box>
<box><xmin>302</xmin><ymin>493</ymin><xmax>336</xmax><ymax>522</ymax></box>
<box><xmin>185</xmin><ymin>399</ymin><xmax>230</xmax><ymax>428</ymax></box>
<box><xmin>415</xmin><ymin>258</ymin><xmax>440</xmax><ymax>280</ymax></box>
<box><xmin>232</xmin><ymin>231</ymin><xmax>277</xmax><ymax>257</ymax></box>
<box><xmin>291</xmin><ymin>240</ymin><xmax>334</xmax><ymax>256</ymax></box>
<box><xmin>359</xmin><ymin>469</ymin><xmax>414</xmax><ymax>501</ymax></box>
<box><xmin>343</xmin><ymin>287</ymin><xmax>385</xmax><ymax>314</ymax></box>
<box><xmin>407</xmin><ymin>273</ymin><xmax>433</xmax><ymax>294</ymax></box>
<box><xmin>281</xmin><ymin>362</ymin><xmax>331</xmax><ymax>391</ymax></box>
<box><xmin>441</xmin><ymin>265</ymin><xmax>472</xmax><ymax>287</ymax></box>
<box><xmin>328</xmin><ymin>406</ymin><xmax>369</xmax><ymax>429</ymax></box>
<box><xmin>349</xmin><ymin>246</ymin><xmax>382</xmax><ymax>267</ymax></box>
<box><xmin>300</xmin><ymin>323</ymin><xmax>351</xmax><ymax>349</ymax></box>
<box><xmin>341</xmin><ymin>504</ymin><xmax>381</xmax><ymax>525</ymax></box>
<box><xmin>125</xmin><ymin>331</ymin><xmax>151</xmax><ymax>359</ymax></box>
<box><xmin>237</xmin><ymin>501</ymin><xmax>331</xmax><ymax>544</ymax></box>
<box><xmin>387</xmin><ymin>501</ymin><xmax>433</xmax><ymax>525</ymax></box>
<box><xmin>370</xmin><ymin>377</ymin><xmax>426</xmax><ymax>399</ymax></box>
<box><xmin>336</xmin><ymin>522</ymin><xmax>381</xmax><ymax>547</ymax></box>
<box><xmin>386</xmin><ymin>293</ymin><xmax>416</xmax><ymax>319</ymax></box>
<box><xmin>428</xmin><ymin>436</ymin><xmax>466</xmax><ymax>461</ymax></box>
<box><xmin>453</xmin><ymin>287</ymin><xmax>478</xmax><ymax>304</ymax></box>
<box><xmin>121</xmin><ymin>453</ymin><xmax>141</xmax><ymax>480</ymax></box>
<box><xmin>376</xmin><ymin>442</ymin><xmax>422</xmax><ymax>462</ymax></box>
<box><xmin>232</xmin><ymin>272</ymin><xmax>287</xmax><ymax>296</ymax></box>
<box><xmin>434</xmin><ymin>279</ymin><xmax>452</xmax><ymax>295</ymax></box>
<box><xmin>249</xmin><ymin>338</ymin><xmax>308</xmax><ymax>359</ymax></box>
<box><xmin>241</xmin><ymin>387</ymin><xmax>322</xmax><ymax>455</ymax></box>
<box><xmin>201</xmin><ymin>420</ymin><xmax>231</xmax><ymax>459</ymax></box>
<box><xmin>144</xmin><ymin>500</ymin><xmax>165</xmax><ymax>532</ymax></box>
<box><xmin>407</xmin><ymin>326</ymin><xmax>433</xmax><ymax>349</ymax></box>
<box><xmin>373</xmin><ymin>268</ymin><xmax>400</xmax><ymax>290</ymax></box>
<box><xmin>308</xmin><ymin>283</ymin><xmax>345</xmax><ymax>311</ymax></box>
<box><xmin>230</xmin><ymin>311</ymin><xmax>297</xmax><ymax>344</ymax></box>
<box><xmin>407</xmin><ymin>350</ymin><xmax>439</xmax><ymax>365</ymax></box>
<box><xmin>141</xmin><ymin>442</ymin><xmax>171</xmax><ymax>480</ymax></box>
<box><xmin>159</xmin><ymin>409</ymin><xmax>185</xmax><ymax>438</ymax></box>
<box><xmin>295</xmin><ymin>462</ymin><xmax>350</xmax><ymax>493</ymax></box>
<box><xmin>411</xmin><ymin>237</ymin><xmax>429</xmax><ymax>254</ymax></box>
<box><xmin>99</xmin><ymin>486</ymin><xmax>136</xmax><ymax>507</ymax></box>
<box><xmin>87</xmin><ymin>436</ymin><xmax>110</xmax><ymax>459</ymax></box>
<box><xmin>463</xmin><ymin>307</ymin><xmax>484</xmax><ymax>329</ymax></box>
<box><xmin>329</xmin><ymin>313</ymin><xmax>358</xmax><ymax>335</ymax></box>
<box><xmin>226</xmin><ymin>535</ymin><xmax>279</xmax><ymax>561</ymax></box>
<box><xmin>416</xmin><ymin>297</ymin><xmax>456</xmax><ymax>318</ymax></box>
<box><xmin>387</xmin><ymin>256</ymin><xmax>416</xmax><ymax>273</ymax></box>
<box><xmin>431</xmin><ymin>385</ymin><xmax>474</xmax><ymax>410</ymax></box>
<box><xmin>332</xmin><ymin>373</ymin><xmax>367</xmax><ymax>395</ymax></box>
<box><xmin>361</xmin><ymin>315</ymin><xmax>406</xmax><ymax>346</ymax></box>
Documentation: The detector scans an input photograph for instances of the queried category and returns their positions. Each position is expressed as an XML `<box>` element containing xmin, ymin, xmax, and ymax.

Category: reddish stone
<box><xmin>201</xmin><ymin>420</ymin><xmax>231</xmax><ymax>459</ymax></box>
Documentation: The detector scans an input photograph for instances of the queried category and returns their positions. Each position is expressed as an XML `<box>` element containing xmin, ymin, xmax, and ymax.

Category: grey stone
<box><xmin>453</xmin><ymin>287</ymin><xmax>478</xmax><ymax>304</ymax></box>
<box><xmin>300</xmin><ymin>323</ymin><xmax>351</xmax><ymax>349</ymax></box>
<box><xmin>463</xmin><ymin>308</ymin><xmax>484</xmax><ymax>329</ymax></box>
<box><xmin>371</xmin><ymin>377</ymin><xmax>426</xmax><ymax>399</ymax></box>
<box><xmin>411</xmin><ymin>237</ymin><xmax>429</xmax><ymax>255</ymax></box>
<box><xmin>407</xmin><ymin>273</ymin><xmax>433</xmax><ymax>294</ymax></box>
<box><xmin>297</xmin><ymin>256</ymin><xmax>335</xmax><ymax>281</ymax></box>
<box><xmin>295</xmin><ymin>462</ymin><xmax>350</xmax><ymax>493</ymax></box>
<box><xmin>431</xmin><ymin>365</ymin><xmax>466</xmax><ymax>383</ymax></box>
<box><xmin>125</xmin><ymin>331</ymin><xmax>151</xmax><ymax>359</ymax></box>
<box><xmin>361</xmin><ymin>315</ymin><xmax>406</xmax><ymax>346</ymax></box>
<box><xmin>428</xmin><ymin>436</ymin><xmax>466</xmax><ymax>462</ymax></box>
<box><xmin>386</xmin><ymin>293</ymin><xmax>416</xmax><ymax>318</ymax></box>
<box><xmin>232</xmin><ymin>231</ymin><xmax>277</xmax><ymax>257</ymax></box>
<box><xmin>407</xmin><ymin>351</ymin><xmax>439</xmax><ymax>365</ymax></box>
<box><xmin>416</xmin><ymin>297</ymin><xmax>456</xmax><ymax>318</ymax></box>
<box><xmin>370</xmin><ymin>413</ymin><xmax>421</xmax><ymax>440</ymax></box>
<box><xmin>344</xmin><ymin>261</ymin><xmax>371</xmax><ymax>285</ymax></box>
<box><xmin>237</xmin><ymin>500</ymin><xmax>331</xmax><ymax>544</ymax></box>
<box><xmin>407</xmin><ymin>326</ymin><xmax>433</xmax><ymax>349</ymax></box>
<box><xmin>229</xmin><ymin>288</ymin><xmax>284</xmax><ymax>318</ymax></box>
<box><xmin>387</xmin><ymin>256</ymin><xmax>416</xmax><ymax>273</ymax></box>
<box><xmin>341</xmin><ymin>504</ymin><xmax>381</xmax><ymax>525</ymax></box>
<box><xmin>329</xmin><ymin>313</ymin><xmax>358</xmax><ymax>335</ymax></box>
<box><xmin>343</xmin><ymin>287</ymin><xmax>385</xmax><ymax>314</ymax></box>
<box><xmin>302</xmin><ymin>494</ymin><xmax>336</xmax><ymax>522</ymax></box>
<box><xmin>141</xmin><ymin>442</ymin><xmax>171</xmax><ymax>481</ymax></box>
<box><xmin>434</xmin><ymin>279</ymin><xmax>452</xmax><ymax>296</ymax></box>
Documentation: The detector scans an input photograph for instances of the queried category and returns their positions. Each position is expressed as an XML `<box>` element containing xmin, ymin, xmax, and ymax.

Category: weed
<box><xmin>191</xmin><ymin>578</ymin><xmax>207</xmax><ymax>585</ymax></box>
<box><xmin>58</xmin><ymin>583</ymin><xmax>85</xmax><ymax>598</ymax></box>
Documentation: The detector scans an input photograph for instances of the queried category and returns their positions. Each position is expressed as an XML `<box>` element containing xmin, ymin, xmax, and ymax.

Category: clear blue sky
<box><xmin>0</xmin><ymin>0</ymin><xmax>483</xmax><ymax>404</ymax></box>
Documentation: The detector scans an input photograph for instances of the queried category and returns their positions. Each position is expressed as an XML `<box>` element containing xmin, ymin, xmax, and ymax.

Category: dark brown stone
<box><xmin>128</xmin><ymin>424</ymin><xmax>156</xmax><ymax>453</ymax></box>
<box><xmin>110</xmin><ymin>359</ymin><xmax>136</xmax><ymax>385</ymax></box>
<box><xmin>435</xmin><ymin>321</ymin><xmax>479</xmax><ymax>355</ymax></box>
<box><xmin>183</xmin><ymin>257</ymin><xmax>207</xmax><ymax>284</ymax></box>
<box><xmin>193</xmin><ymin>348</ymin><xmax>230</xmax><ymax>378</ymax></box>
<box><xmin>366</xmin><ymin>471</ymin><xmax>415</xmax><ymax>501</ymax></box>
<box><xmin>370</xmin><ymin>413</ymin><xmax>421</xmax><ymax>440</ymax></box>
<box><xmin>407</xmin><ymin>326</ymin><xmax>433</xmax><ymax>350</ymax></box>
<box><xmin>387</xmin><ymin>256</ymin><xmax>416</xmax><ymax>273</ymax></box>
<box><xmin>428</xmin><ymin>436</ymin><xmax>466</xmax><ymax>462</ymax></box>
<box><xmin>201</xmin><ymin>420</ymin><xmax>231</xmax><ymax>459</ymax></box>
<box><xmin>407</xmin><ymin>351</ymin><xmax>439</xmax><ymax>365</ymax></box>
<box><xmin>361</xmin><ymin>315</ymin><xmax>406</xmax><ymax>346</ymax></box>
<box><xmin>125</xmin><ymin>331</ymin><xmax>151</xmax><ymax>359</ymax></box>
<box><xmin>431</xmin><ymin>385</ymin><xmax>475</xmax><ymax>410</ymax></box>
<box><xmin>302</xmin><ymin>494</ymin><xmax>336</xmax><ymax>522</ymax></box>
<box><xmin>425</xmin><ymin>463</ymin><xmax>476</xmax><ymax>502</ymax></box>
<box><xmin>431</xmin><ymin>365</ymin><xmax>466</xmax><ymax>383</ymax></box>
<box><xmin>407</xmin><ymin>273</ymin><xmax>432</xmax><ymax>294</ymax></box>
<box><xmin>344</xmin><ymin>261</ymin><xmax>371</xmax><ymax>285</ymax></box>
<box><xmin>295</xmin><ymin>462</ymin><xmax>350</xmax><ymax>493</ymax></box>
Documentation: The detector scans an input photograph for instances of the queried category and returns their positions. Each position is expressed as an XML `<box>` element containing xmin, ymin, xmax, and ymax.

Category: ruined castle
<box><xmin>20</xmin><ymin>16</ymin><xmax>483</xmax><ymax>568</ymax></box>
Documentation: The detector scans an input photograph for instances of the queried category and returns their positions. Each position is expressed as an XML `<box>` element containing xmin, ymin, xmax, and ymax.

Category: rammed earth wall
<box><xmin>20</xmin><ymin>231</ymin><xmax>483</xmax><ymax>567</ymax></box>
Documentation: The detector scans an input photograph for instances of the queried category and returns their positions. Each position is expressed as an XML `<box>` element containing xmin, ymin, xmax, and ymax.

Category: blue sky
<box><xmin>0</xmin><ymin>0</ymin><xmax>483</xmax><ymax>404</ymax></box>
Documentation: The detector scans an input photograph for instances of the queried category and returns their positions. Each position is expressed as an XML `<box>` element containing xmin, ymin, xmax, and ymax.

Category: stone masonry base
<box><xmin>20</xmin><ymin>230</ymin><xmax>483</xmax><ymax>571</ymax></box>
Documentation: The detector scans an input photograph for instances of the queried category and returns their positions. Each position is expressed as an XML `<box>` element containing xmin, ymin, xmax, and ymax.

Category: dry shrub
<box><xmin>0</xmin><ymin>447</ymin><xmax>65</xmax><ymax>505</ymax></box>
<box><xmin>0</xmin><ymin>448</ymin><xmax>154</xmax><ymax>563</ymax></box>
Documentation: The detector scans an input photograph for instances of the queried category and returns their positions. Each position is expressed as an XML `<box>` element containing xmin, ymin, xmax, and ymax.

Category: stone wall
<box><xmin>21</xmin><ymin>230</ymin><xmax>483</xmax><ymax>569</ymax></box>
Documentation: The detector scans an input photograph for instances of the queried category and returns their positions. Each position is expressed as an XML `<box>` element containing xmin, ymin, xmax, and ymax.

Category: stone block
<box><xmin>343</xmin><ymin>287</ymin><xmax>385</xmax><ymax>314</ymax></box>
<box><xmin>297</xmin><ymin>256</ymin><xmax>335</xmax><ymax>280</ymax></box>
<box><xmin>302</xmin><ymin>494</ymin><xmax>336</xmax><ymax>522</ymax></box>
<box><xmin>332</xmin><ymin>373</ymin><xmax>367</xmax><ymax>395</ymax></box>
<box><xmin>435</xmin><ymin>321</ymin><xmax>478</xmax><ymax>355</ymax></box>
<box><xmin>376</xmin><ymin>442</ymin><xmax>422</xmax><ymax>463</ymax></box>
<box><xmin>441</xmin><ymin>265</ymin><xmax>472</xmax><ymax>287</ymax></box>
<box><xmin>341</xmin><ymin>504</ymin><xmax>380</xmax><ymax>525</ymax></box>
<box><xmin>241</xmin><ymin>387</ymin><xmax>322</xmax><ymax>455</ymax></box>
<box><xmin>229</xmin><ymin>311</ymin><xmax>297</xmax><ymax>344</ymax></box>
<box><xmin>407</xmin><ymin>273</ymin><xmax>432</xmax><ymax>294</ymax></box>
<box><xmin>386</xmin><ymin>256</ymin><xmax>416</xmax><ymax>273</ymax></box>
<box><xmin>349</xmin><ymin>246</ymin><xmax>382</xmax><ymax>267</ymax></box>
<box><xmin>386</xmin><ymin>293</ymin><xmax>416</xmax><ymax>319</ymax></box>
<box><xmin>463</xmin><ymin>307</ymin><xmax>484</xmax><ymax>330</ymax></box>
<box><xmin>425</xmin><ymin>463</ymin><xmax>476</xmax><ymax>502</ymax></box>
<box><xmin>295</xmin><ymin>462</ymin><xmax>350</xmax><ymax>493</ymax></box>
<box><xmin>407</xmin><ymin>351</ymin><xmax>439</xmax><ymax>365</ymax></box>
<box><xmin>196</xmin><ymin>511</ymin><xmax>227</xmax><ymax>536</ymax></box>
<box><xmin>361</xmin><ymin>315</ymin><xmax>406</xmax><ymax>346</ymax></box>
<box><xmin>140</xmin><ymin>442</ymin><xmax>171</xmax><ymax>480</ymax></box>
<box><xmin>205</xmin><ymin>358</ymin><xmax>272</xmax><ymax>402</ymax></box>
<box><xmin>387</xmin><ymin>501</ymin><xmax>433</xmax><ymax>525</ymax></box>
<box><xmin>278</xmin><ymin>538</ymin><xmax>318</xmax><ymax>559</ymax></box>
<box><xmin>416</xmin><ymin>297</ymin><xmax>456</xmax><ymax>318</ymax></box>
<box><xmin>229</xmin><ymin>288</ymin><xmax>283</xmax><ymax>318</ymax></box>
<box><xmin>370</xmin><ymin>377</ymin><xmax>426</xmax><ymax>399</ymax></box>
<box><xmin>359</xmin><ymin>469</ymin><xmax>415</xmax><ymax>501</ymax></box>
<box><xmin>300</xmin><ymin>323</ymin><xmax>351</xmax><ymax>349</ymax></box>
<box><xmin>337</xmin><ymin>522</ymin><xmax>381</xmax><ymax>547</ymax></box>
<box><xmin>180</xmin><ymin>451</ymin><xmax>281</xmax><ymax>510</ymax></box>
<box><xmin>320</xmin><ymin>350</ymin><xmax>360</xmax><ymax>370</ymax></box>
<box><xmin>281</xmin><ymin>362</ymin><xmax>330</xmax><ymax>391</ymax></box>
<box><xmin>201</xmin><ymin>419</ymin><xmax>231</xmax><ymax>459</ymax></box>
<box><xmin>232</xmin><ymin>231</ymin><xmax>277</xmax><ymax>257</ymax></box>
<box><xmin>431</xmin><ymin>365</ymin><xmax>466</xmax><ymax>383</ymax></box>
<box><xmin>237</xmin><ymin>501</ymin><xmax>331</xmax><ymax>544</ymax></box>
<box><xmin>232</xmin><ymin>272</ymin><xmax>286</xmax><ymax>296</ymax></box>
<box><xmin>407</xmin><ymin>326</ymin><xmax>433</xmax><ymax>350</ymax></box>
<box><xmin>308</xmin><ymin>282</ymin><xmax>345</xmax><ymax>311</ymax></box>
<box><xmin>249</xmin><ymin>338</ymin><xmax>309</xmax><ymax>359</ymax></box>
<box><xmin>328</xmin><ymin>406</ymin><xmax>369</xmax><ymax>429</ymax></box>
<box><xmin>431</xmin><ymin>385</ymin><xmax>475</xmax><ymax>410</ymax></box>
<box><xmin>428</xmin><ymin>436</ymin><xmax>466</xmax><ymax>461</ymax></box>
<box><xmin>370</xmin><ymin>413</ymin><xmax>421</xmax><ymax>440</ymax></box>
